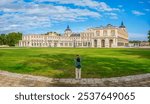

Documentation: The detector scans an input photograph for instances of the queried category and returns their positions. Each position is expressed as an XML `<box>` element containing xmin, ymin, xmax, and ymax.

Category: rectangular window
<box><xmin>111</xmin><ymin>30</ymin><xmax>115</xmax><ymax>36</ymax></box>
<box><xmin>96</xmin><ymin>31</ymin><xmax>100</xmax><ymax>36</ymax></box>
<box><xmin>103</xmin><ymin>30</ymin><xmax>107</xmax><ymax>36</ymax></box>
<box><xmin>69</xmin><ymin>43</ymin><xmax>72</xmax><ymax>46</ymax></box>
<box><xmin>65</xmin><ymin>43</ymin><xmax>68</xmax><ymax>46</ymax></box>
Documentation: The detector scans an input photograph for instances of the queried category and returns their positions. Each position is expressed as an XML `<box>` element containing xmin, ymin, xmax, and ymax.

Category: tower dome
<box><xmin>119</xmin><ymin>21</ymin><xmax>126</xmax><ymax>28</ymax></box>
<box><xmin>64</xmin><ymin>25</ymin><xmax>72</xmax><ymax>36</ymax></box>
<box><xmin>65</xmin><ymin>25</ymin><xmax>72</xmax><ymax>32</ymax></box>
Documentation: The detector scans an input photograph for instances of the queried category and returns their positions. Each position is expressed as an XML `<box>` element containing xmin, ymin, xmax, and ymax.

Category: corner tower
<box><xmin>64</xmin><ymin>25</ymin><xmax>72</xmax><ymax>37</ymax></box>
<box><xmin>119</xmin><ymin>21</ymin><xmax>126</xmax><ymax>29</ymax></box>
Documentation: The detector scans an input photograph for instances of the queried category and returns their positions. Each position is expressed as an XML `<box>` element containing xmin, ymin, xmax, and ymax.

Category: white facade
<box><xmin>19</xmin><ymin>23</ymin><xmax>129</xmax><ymax>48</ymax></box>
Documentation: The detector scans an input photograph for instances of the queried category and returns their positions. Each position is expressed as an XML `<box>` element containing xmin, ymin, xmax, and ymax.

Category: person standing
<box><xmin>75</xmin><ymin>55</ymin><xmax>81</xmax><ymax>79</ymax></box>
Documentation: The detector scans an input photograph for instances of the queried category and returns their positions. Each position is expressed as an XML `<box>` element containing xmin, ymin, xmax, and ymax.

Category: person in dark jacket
<box><xmin>75</xmin><ymin>55</ymin><xmax>81</xmax><ymax>79</ymax></box>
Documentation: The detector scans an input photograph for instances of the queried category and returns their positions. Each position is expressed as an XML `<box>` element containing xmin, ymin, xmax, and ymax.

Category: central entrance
<box><xmin>94</xmin><ymin>39</ymin><xmax>97</xmax><ymax>47</ymax></box>
<box><xmin>109</xmin><ymin>40</ymin><xmax>113</xmax><ymax>48</ymax></box>
<box><xmin>101</xmin><ymin>40</ymin><xmax>105</xmax><ymax>47</ymax></box>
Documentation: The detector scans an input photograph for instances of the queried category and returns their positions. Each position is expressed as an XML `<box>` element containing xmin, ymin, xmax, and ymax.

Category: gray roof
<box><xmin>119</xmin><ymin>21</ymin><xmax>126</xmax><ymax>28</ymax></box>
<box><xmin>91</xmin><ymin>24</ymin><xmax>117</xmax><ymax>29</ymax></box>
<box><xmin>70</xmin><ymin>33</ymin><xmax>80</xmax><ymax>37</ymax></box>
<box><xmin>65</xmin><ymin>25</ymin><xmax>72</xmax><ymax>32</ymax></box>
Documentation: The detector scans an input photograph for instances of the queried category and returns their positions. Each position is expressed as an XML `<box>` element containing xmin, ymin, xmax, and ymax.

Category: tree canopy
<box><xmin>0</xmin><ymin>32</ymin><xmax>22</xmax><ymax>46</ymax></box>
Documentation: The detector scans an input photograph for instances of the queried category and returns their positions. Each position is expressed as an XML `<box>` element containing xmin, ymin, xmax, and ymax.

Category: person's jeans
<box><xmin>75</xmin><ymin>68</ymin><xmax>81</xmax><ymax>79</ymax></box>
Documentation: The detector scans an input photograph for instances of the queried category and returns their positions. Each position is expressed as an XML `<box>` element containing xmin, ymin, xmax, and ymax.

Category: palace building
<box><xmin>19</xmin><ymin>22</ymin><xmax>129</xmax><ymax>48</ymax></box>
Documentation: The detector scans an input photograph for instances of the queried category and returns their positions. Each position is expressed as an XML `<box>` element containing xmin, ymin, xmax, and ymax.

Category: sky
<box><xmin>0</xmin><ymin>0</ymin><xmax>150</xmax><ymax>40</ymax></box>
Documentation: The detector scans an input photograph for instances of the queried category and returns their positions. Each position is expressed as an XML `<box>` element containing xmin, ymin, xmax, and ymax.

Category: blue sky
<box><xmin>0</xmin><ymin>0</ymin><xmax>150</xmax><ymax>40</ymax></box>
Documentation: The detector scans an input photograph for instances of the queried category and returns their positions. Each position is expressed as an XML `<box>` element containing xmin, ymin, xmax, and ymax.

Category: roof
<box><xmin>90</xmin><ymin>24</ymin><xmax>117</xmax><ymax>30</ymax></box>
<box><xmin>65</xmin><ymin>25</ymin><xmax>72</xmax><ymax>32</ymax></box>
<box><xmin>70</xmin><ymin>33</ymin><xmax>80</xmax><ymax>37</ymax></box>
<box><xmin>119</xmin><ymin>21</ymin><xmax>126</xmax><ymax>28</ymax></box>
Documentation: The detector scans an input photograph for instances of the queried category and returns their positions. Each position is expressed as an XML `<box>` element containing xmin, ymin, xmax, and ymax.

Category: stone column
<box><xmin>20</xmin><ymin>41</ymin><xmax>22</xmax><ymax>47</ymax></box>
<box><xmin>100</xmin><ymin>30</ymin><xmax>102</xmax><ymax>36</ymax></box>
<box><xmin>76</xmin><ymin>41</ymin><xmax>78</xmax><ymax>47</ymax></box>
<box><xmin>99</xmin><ymin>39</ymin><xmax>101</xmax><ymax>48</ymax></box>
<box><xmin>80</xmin><ymin>38</ymin><xmax>82</xmax><ymax>47</ymax></box>
<box><xmin>25</xmin><ymin>42</ymin><xmax>26</xmax><ymax>47</ymax></box>
<box><xmin>113</xmin><ymin>38</ymin><xmax>116</xmax><ymax>47</ymax></box>
<box><xmin>52</xmin><ymin>41</ymin><xmax>54</xmax><ymax>47</ymax></box>
<box><xmin>97</xmin><ymin>39</ymin><xmax>101</xmax><ymax>48</ymax></box>
<box><xmin>115</xmin><ymin>38</ymin><xmax>118</xmax><ymax>47</ymax></box>
<box><xmin>68</xmin><ymin>42</ymin><xmax>69</xmax><ymax>47</ymax></box>
<box><xmin>35</xmin><ymin>42</ymin><xmax>36</xmax><ymax>47</ymax></box>
<box><xmin>21</xmin><ymin>42</ymin><xmax>23</xmax><ymax>47</ymax></box>
<box><xmin>57</xmin><ymin>41</ymin><xmax>60</xmax><ymax>47</ymax></box>
<box><xmin>33</xmin><ymin>42</ymin><xmax>34</xmax><ymax>47</ymax></box>
<box><xmin>91</xmin><ymin>39</ymin><xmax>94</xmax><ymax>48</ymax></box>
<box><xmin>105</xmin><ymin>38</ymin><xmax>109</xmax><ymax>48</ymax></box>
<box><xmin>23</xmin><ymin>42</ymin><xmax>25</xmax><ymax>47</ymax></box>
<box><xmin>108</xmin><ymin>29</ymin><xmax>111</xmax><ymax>37</ymax></box>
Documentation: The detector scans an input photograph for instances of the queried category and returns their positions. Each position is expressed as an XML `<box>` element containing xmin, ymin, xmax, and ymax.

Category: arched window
<box><xmin>101</xmin><ymin>40</ymin><xmax>105</xmax><ymax>47</ymax></box>
<box><xmin>111</xmin><ymin>30</ymin><xmax>115</xmax><ymax>36</ymax></box>
<box><xmin>96</xmin><ymin>31</ymin><xmax>100</xmax><ymax>36</ymax></box>
<box><xmin>103</xmin><ymin>30</ymin><xmax>107</xmax><ymax>36</ymax></box>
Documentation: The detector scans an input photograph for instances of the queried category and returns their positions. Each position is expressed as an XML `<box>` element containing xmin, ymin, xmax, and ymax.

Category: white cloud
<box><xmin>24</xmin><ymin>5</ymin><xmax>100</xmax><ymax>19</ymax></box>
<box><xmin>106</xmin><ymin>13</ymin><xmax>117</xmax><ymax>16</ymax></box>
<box><xmin>105</xmin><ymin>13</ymin><xmax>118</xmax><ymax>19</ymax></box>
<box><xmin>138</xmin><ymin>1</ymin><xmax>144</xmax><ymax>4</ymax></box>
<box><xmin>145</xmin><ymin>9</ymin><xmax>150</xmax><ymax>12</ymax></box>
<box><xmin>118</xmin><ymin>5</ymin><xmax>123</xmax><ymax>8</ymax></box>
<box><xmin>0</xmin><ymin>0</ymin><xmax>14</xmax><ymax>5</ymax></box>
<box><xmin>132</xmin><ymin>10</ymin><xmax>145</xmax><ymax>16</ymax></box>
<box><xmin>0</xmin><ymin>1</ymin><xmax>101</xmax><ymax>34</ymax></box>
<box><xmin>129</xmin><ymin>33</ymin><xmax>147</xmax><ymax>40</ymax></box>
<box><xmin>0</xmin><ymin>13</ymin><xmax>51</xmax><ymax>33</ymax></box>
<box><xmin>0</xmin><ymin>0</ymin><xmax>121</xmax><ymax>34</ymax></box>
<box><xmin>35</xmin><ymin>0</ymin><xmax>120</xmax><ymax>12</ymax></box>
<box><xmin>110</xmin><ymin>16</ymin><xmax>118</xmax><ymax>20</ymax></box>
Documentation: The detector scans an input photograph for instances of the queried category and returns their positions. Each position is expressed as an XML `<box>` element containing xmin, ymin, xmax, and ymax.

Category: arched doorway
<box><xmin>88</xmin><ymin>42</ymin><xmax>91</xmax><ymax>47</ymax></box>
<box><xmin>54</xmin><ymin>43</ymin><xmax>57</xmax><ymax>47</ymax></box>
<box><xmin>109</xmin><ymin>40</ymin><xmax>113</xmax><ymax>48</ymax></box>
<box><xmin>101</xmin><ymin>40</ymin><xmax>105</xmax><ymax>47</ymax></box>
<box><xmin>94</xmin><ymin>39</ymin><xmax>97</xmax><ymax>47</ymax></box>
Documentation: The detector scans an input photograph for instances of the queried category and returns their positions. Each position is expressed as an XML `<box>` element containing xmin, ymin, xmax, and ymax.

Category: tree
<box><xmin>0</xmin><ymin>34</ymin><xmax>7</xmax><ymax>45</ymax></box>
<box><xmin>6</xmin><ymin>32</ymin><xmax>22</xmax><ymax>46</ymax></box>
<box><xmin>148</xmin><ymin>30</ymin><xmax>150</xmax><ymax>45</ymax></box>
<box><xmin>0</xmin><ymin>32</ymin><xmax>22</xmax><ymax>46</ymax></box>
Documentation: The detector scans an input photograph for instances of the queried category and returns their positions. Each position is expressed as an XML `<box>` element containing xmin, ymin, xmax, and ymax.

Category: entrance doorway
<box><xmin>101</xmin><ymin>40</ymin><xmax>105</xmax><ymax>47</ymax></box>
<box><xmin>109</xmin><ymin>40</ymin><xmax>113</xmax><ymax>48</ymax></box>
<box><xmin>94</xmin><ymin>40</ymin><xmax>97</xmax><ymax>47</ymax></box>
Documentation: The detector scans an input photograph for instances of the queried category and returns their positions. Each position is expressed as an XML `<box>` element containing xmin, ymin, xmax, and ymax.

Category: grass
<box><xmin>0</xmin><ymin>47</ymin><xmax>150</xmax><ymax>78</ymax></box>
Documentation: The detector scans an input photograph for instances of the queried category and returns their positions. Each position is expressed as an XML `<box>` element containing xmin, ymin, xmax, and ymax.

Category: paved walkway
<box><xmin>0</xmin><ymin>70</ymin><xmax>150</xmax><ymax>87</ymax></box>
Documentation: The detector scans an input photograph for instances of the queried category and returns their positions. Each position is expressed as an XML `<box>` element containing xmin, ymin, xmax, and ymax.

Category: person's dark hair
<box><xmin>76</xmin><ymin>55</ymin><xmax>80</xmax><ymax>62</ymax></box>
<box><xmin>76</xmin><ymin>57</ymin><xmax>80</xmax><ymax>62</ymax></box>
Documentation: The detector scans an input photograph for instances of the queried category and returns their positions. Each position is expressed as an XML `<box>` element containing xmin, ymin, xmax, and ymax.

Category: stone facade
<box><xmin>19</xmin><ymin>22</ymin><xmax>128</xmax><ymax>48</ymax></box>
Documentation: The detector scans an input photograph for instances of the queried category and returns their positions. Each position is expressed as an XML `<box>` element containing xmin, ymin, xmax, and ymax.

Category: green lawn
<box><xmin>0</xmin><ymin>48</ymin><xmax>150</xmax><ymax>78</ymax></box>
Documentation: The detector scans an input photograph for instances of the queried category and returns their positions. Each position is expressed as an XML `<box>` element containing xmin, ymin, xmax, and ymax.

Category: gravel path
<box><xmin>0</xmin><ymin>70</ymin><xmax>150</xmax><ymax>87</ymax></box>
